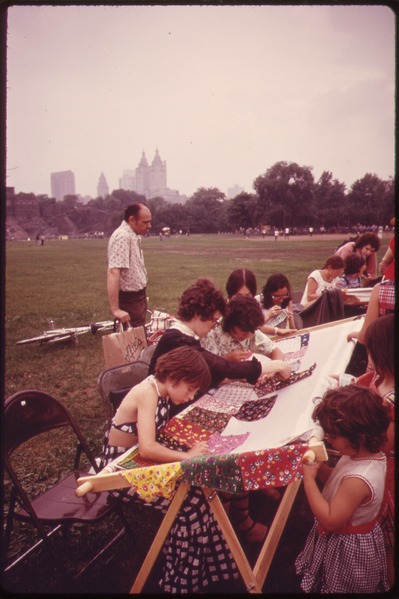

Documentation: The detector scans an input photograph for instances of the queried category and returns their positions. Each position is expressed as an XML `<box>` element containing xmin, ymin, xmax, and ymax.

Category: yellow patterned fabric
<box><xmin>122</xmin><ymin>462</ymin><xmax>183</xmax><ymax>502</ymax></box>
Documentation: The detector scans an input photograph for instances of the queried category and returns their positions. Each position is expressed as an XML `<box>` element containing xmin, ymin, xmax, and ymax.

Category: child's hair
<box><xmin>177</xmin><ymin>278</ymin><xmax>226</xmax><ymax>322</ymax></box>
<box><xmin>322</xmin><ymin>255</ymin><xmax>345</xmax><ymax>270</ymax></box>
<box><xmin>364</xmin><ymin>314</ymin><xmax>394</xmax><ymax>379</ymax></box>
<box><xmin>154</xmin><ymin>346</ymin><xmax>211</xmax><ymax>393</ymax></box>
<box><xmin>222</xmin><ymin>294</ymin><xmax>265</xmax><ymax>334</ymax></box>
<box><xmin>261</xmin><ymin>273</ymin><xmax>292</xmax><ymax>309</ymax></box>
<box><xmin>225</xmin><ymin>269</ymin><xmax>257</xmax><ymax>298</ymax></box>
<box><xmin>313</xmin><ymin>385</ymin><xmax>390</xmax><ymax>453</ymax></box>
<box><xmin>344</xmin><ymin>253</ymin><xmax>366</xmax><ymax>275</ymax></box>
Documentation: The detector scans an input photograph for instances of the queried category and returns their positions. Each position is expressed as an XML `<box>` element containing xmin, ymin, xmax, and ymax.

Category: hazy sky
<box><xmin>6</xmin><ymin>4</ymin><xmax>395</xmax><ymax>199</ymax></box>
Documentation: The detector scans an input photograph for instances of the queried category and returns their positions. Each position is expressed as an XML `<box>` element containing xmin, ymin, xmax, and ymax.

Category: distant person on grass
<box><xmin>107</xmin><ymin>203</ymin><xmax>151</xmax><ymax>327</ymax></box>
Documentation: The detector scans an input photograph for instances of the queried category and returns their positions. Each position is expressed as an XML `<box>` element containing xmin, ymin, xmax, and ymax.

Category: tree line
<box><xmin>14</xmin><ymin>161</ymin><xmax>395</xmax><ymax>236</ymax></box>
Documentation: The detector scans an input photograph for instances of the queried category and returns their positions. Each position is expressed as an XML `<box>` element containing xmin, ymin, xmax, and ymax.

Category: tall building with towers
<box><xmin>135</xmin><ymin>149</ymin><xmax>167</xmax><ymax>197</ymax></box>
<box><xmin>119</xmin><ymin>149</ymin><xmax>186</xmax><ymax>203</ymax></box>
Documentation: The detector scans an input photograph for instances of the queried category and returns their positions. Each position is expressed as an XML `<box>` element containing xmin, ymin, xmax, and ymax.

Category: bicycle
<box><xmin>16</xmin><ymin>309</ymin><xmax>175</xmax><ymax>347</ymax></box>
<box><xmin>15</xmin><ymin>320</ymin><xmax>116</xmax><ymax>346</ymax></box>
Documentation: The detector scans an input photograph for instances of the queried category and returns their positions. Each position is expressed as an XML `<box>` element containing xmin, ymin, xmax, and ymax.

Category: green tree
<box><xmin>314</xmin><ymin>171</ymin><xmax>347</xmax><ymax>230</ymax></box>
<box><xmin>186</xmin><ymin>187</ymin><xmax>226</xmax><ymax>233</ymax></box>
<box><xmin>253</xmin><ymin>161</ymin><xmax>314</xmax><ymax>228</ymax></box>
<box><xmin>227</xmin><ymin>193</ymin><xmax>257</xmax><ymax>230</ymax></box>
<box><xmin>62</xmin><ymin>194</ymin><xmax>80</xmax><ymax>209</ymax></box>
<box><xmin>376</xmin><ymin>178</ymin><xmax>395</xmax><ymax>226</ymax></box>
<box><xmin>347</xmin><ymin>174</ymin><xmax>387</xmax><ymax>227</ymax></box>
<box><xmin>154</xmin><ymin>202</ymin><xmax>190</xmax><ymax>233</ymax></box>
<box><xmin>110</xmin><ymin>189</ymin><xmax>147</xmax><ymax>207</ymax></box>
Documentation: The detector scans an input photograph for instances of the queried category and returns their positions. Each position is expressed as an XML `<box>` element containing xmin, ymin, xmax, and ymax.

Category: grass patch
<box><xmin>3</xmin><ymin>232</ymin><xmax>389</xmax><ymax>593</ymax></box>
<box><xmin>6</xmin><ymin>233</ymin><xmax>389</xmax><ymax>436</ymax></box>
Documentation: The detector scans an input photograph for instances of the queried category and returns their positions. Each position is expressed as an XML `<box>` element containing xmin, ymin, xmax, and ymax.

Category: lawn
<box><xmin>2</xmin><ymin>232</ymin><xmax>389</xmax><ymax>593</ymax></box>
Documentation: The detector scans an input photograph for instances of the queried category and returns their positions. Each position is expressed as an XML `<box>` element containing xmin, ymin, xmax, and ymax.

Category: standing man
<box><xmin>107</xmin><ymin>202</ymin><xmax>152</xmax><ymax>326</ymax></box>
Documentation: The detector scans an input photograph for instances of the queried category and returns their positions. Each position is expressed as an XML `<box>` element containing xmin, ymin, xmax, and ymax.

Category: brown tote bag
<box><xmin>102</xmin><ymin>323</ymin><xmax>148</xmax><ymax>368</ymax></box>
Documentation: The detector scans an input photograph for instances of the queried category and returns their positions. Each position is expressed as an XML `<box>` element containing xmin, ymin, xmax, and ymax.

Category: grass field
<box><xmin>3</xmin><ymin>232</ymin><xmax>390</xmax><ymax>593</ymax></box>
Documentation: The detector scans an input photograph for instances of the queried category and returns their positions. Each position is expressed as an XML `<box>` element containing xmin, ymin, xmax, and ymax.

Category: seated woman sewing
<box><xmin>300</xmin><ymin>255</ymin><xmax>344</xmax><ymax>307</ymax></box>
<box><xmin>148</xmin><ymin>278</ymin><xmax>265</xmax><ymax>389</ymax></box>
<box><xmin>201</xmin><ymin>293</ymin><xmax>291</xmax><ymax>380</ymax></box>
<box><xmin>101</xmin><ymin>346</ymin><xmax>240</xmax><ymax>594</ymax></box>
<box><xmin>259</xmin><ymin>273</ymin><xmax>303</xmax><ymax>335</ymax></box>
<box><xmin>148</xmin><ymin>278</ymin><xmax>275</xmax><ymax>544</ymax></box>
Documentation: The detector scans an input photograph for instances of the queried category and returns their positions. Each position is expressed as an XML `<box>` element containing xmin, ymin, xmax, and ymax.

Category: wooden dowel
<box><xmin>303</xmin><ymin>449</ymin><xmax>316</xmax><ymax>464</ymax></box>
<box><xmin>75</xmin><ymin>481</ymin><xmax>93</xmax><ymax>497</ymax></box>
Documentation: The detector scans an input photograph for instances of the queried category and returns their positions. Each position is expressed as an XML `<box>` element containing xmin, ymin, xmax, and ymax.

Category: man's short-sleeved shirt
<box><xmin>107</xmin><ymin>220</ymin><xmax>148</xmax><ymax>291</ymax></box>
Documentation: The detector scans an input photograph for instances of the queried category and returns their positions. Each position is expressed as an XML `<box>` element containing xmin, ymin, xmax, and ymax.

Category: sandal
<box><xmin>229</xmin><ymin>494</ymin><xmax>268</xmax><ymax>543</ymax></box>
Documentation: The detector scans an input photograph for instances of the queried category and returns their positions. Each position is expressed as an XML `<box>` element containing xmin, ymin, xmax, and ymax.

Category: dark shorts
<box><xmin>119</xmin><ymin>288</ymin><xmax>147</xmax><ymax>327</ymax></box>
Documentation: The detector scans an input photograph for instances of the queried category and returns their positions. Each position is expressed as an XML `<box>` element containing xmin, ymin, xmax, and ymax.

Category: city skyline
<box><xmin>6</xmin><ymin>5</ymin><xmax>395</xmax><ymax>198</ymax></box>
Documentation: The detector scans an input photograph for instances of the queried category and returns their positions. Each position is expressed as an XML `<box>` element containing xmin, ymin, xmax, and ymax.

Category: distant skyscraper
<box><xmin>119</xmin><ymin>169</ymin><xmax>135</xmax><ymax>191</ymax></box>
<box><xmin>227</xmin><ymin>184</ymin><xmax>244</xmax><ymax>199</ymax></box>
<box><xmin>97</xmin><ymin>172</ymin><xmax>109</xmax><ymax>198</ymax></box>
<box><xmin>51</xmin><ymin>170</ymin><xmax>76</xmax><ymax>201</ymax></box>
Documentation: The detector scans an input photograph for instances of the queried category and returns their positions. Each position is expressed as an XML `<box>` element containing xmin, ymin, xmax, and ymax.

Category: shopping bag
<box><xmin>102</xmin><ymin>323</ymin><xmax>148</xmax><ymax>368</ymax></box>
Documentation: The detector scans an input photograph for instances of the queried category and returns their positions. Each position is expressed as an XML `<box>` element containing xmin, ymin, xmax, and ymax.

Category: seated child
<box><xmin>102</xmin><ymin>345</ymin><xmax>211</xmax><ymax>465</ymax></box>
<box><xmin>296</xmin><ymin>385</ymin><xmax>390</xmax><ymax>594</ymax></box>
<box><xmin>335</xmin><ymin>253</ymin><xmax>366</xmax><ymax>291</ymax></box>
<box><xmin>101</xmin><ymin>346</ymin><xmax>240</xmax><ymax>594</ymax></box>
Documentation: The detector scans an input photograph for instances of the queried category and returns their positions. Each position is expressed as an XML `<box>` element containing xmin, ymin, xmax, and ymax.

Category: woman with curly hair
<box><xmin>201</xmin><ymin>293</ymin><xmax>290</xmax><ymax>378</ymax></box>
<box><xmin>335</xmin><ymin>231</ymin><xmax>381</xmax><ymax>284</ymax></box>
<box><xmin>149</xmin><ymin>278</ymin><xmax>263</xmax><ymax>391</ymax></box>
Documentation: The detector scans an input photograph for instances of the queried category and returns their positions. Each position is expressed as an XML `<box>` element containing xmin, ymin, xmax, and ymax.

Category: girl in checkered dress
<box><xmin>101</xmin><ymin>346</ymin><xmax>239</xmax><ymax>593</ymax></box>
<box><xmin>295</xmin><ymin>385</ymin><xmax>391</xmax><ymax>593</ymax></box>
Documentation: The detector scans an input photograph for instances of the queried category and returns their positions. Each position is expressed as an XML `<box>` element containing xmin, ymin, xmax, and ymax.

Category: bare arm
<box><xmin>305</xmin><ymin>277</ymin><xmax>320</xmax><ymax>303</ymax></box>
<box><xmin>107</xmin><ymin>268</ymin><xmax>130</xmax><ymax>323</ymax></box>
<box><xmin>137</xmin><ymin>392</ymin><xmax>208</xmax><ymax>462</ymax></box>
<box><xmin>302</xmin><ymin>463</ymin><xmax>371</xmax><ymax>532</ymax></box>
<box><xmin>379</xmin><ymin>246</ymin><xmax>394</xmax><ymax>275</ymax></box>
<box><xmin>268</xmin><ymin>346</ymin><xmax>285</xmax><ymax>361</ymax></box>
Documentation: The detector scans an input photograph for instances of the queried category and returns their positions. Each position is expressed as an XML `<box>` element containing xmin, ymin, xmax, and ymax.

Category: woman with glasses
<box><xmin>149</xmin><ymin>278</ymin><xmax>263</xmax><ymax>392</ymax></box>
<box><xmin>260</xmin><ymin>273</ymin><xmax>303</xmax><ymax>335</ymax></box>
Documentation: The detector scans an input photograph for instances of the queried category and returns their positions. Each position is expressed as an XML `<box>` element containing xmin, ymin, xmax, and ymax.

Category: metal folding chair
<box><xmin>2</xmin><ymin>389</ymin><xmax>132</xmax><ymax>589</ymax></box>
<box><xmin>97</xmin><ymin>360</ymin><xmax>149</xmax><ymax>417</ymax></box>
<box><xmin>139</xmin><ymin>343</ymin><xmax>157</xmax><ymax>365</ymax></box>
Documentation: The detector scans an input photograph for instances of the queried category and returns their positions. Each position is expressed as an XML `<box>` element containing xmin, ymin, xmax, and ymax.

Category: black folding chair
<box><xmin>139</xmin><ymin>343</ymin><xmax>157</xmax><ymax>366</ymax></box>
<box><xmin>97</xmin><ymin>360</ymin><xmax>149</xmax><ymax>417</ymax></box>
<box><xmin>2</xmin><ymin>389</ymin><xmax>132</xmax><ymax>588</ymax></box>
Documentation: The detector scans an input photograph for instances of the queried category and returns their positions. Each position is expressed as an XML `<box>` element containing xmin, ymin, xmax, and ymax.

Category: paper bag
<box><xmin>102</xmin><ymin>324</ymin><xmax>148</xmax><ymax>368</ymax></box>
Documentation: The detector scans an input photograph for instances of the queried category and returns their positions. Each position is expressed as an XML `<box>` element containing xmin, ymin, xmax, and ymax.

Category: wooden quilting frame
<box><xmin>76</xmin><ymin>316</ymin><xmax>362</xmax><ymax>593</ymax></box>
